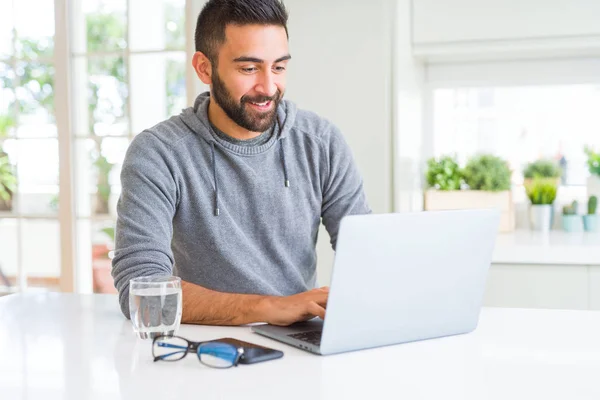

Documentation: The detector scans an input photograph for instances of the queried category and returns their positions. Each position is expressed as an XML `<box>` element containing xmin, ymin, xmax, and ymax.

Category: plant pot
<box><xmin>0</xmin><ymin>198</ymin><xmax>12</xmax><ymax>212</ymax></box>
<box><xmin>583</xmin><ymin>214</ymin><xmax>600</xmax><ymax>232</ymax></box>
<box><xmin>587</xmin><ymin>175</ymin><xmax>600</xmax><ymax>199</ymax></box>
<box><xmin>0</xmin><ymin>199</ymin><xmax>12</xmax><ymax>212</ymax></box>
<box><xmin>423</xmin><ymin>189</ymin><xmax>515</xmax><ymax>232</ymax></box>
<box><xmin>530</xmin><ymin>204</ymin><xmax>552</xmax><ymax>232</ymax></box>
<box><xmin>92</xmin><ymin>243</ymin><xmax>117</xmax><ymax>294</ymax></box>
<box><xmin>562</xmin><ymin>215</ymin><xmax>582</xmax><ymax>232</ymax></box>
<box><xmin>90</xmin><ymin>192</ymin><xmax>117</xmax><ymax>217</ymax></box>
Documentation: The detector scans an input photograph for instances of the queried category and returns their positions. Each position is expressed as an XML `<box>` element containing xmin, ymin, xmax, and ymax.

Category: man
<box><xmin>112</xmin><ymin>0</ymin><xmax>370</xmax><ymax>326</ymax></box>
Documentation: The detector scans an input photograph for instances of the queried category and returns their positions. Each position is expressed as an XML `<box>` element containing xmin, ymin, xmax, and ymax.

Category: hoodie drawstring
<box><xmin>211</xmin><ymin>141</ymin><xmax>220</xmax><ymax>216</ymax></box>
<box><xmin>279</xmin><ymin>138</ymin><xmax>290</xmax><ymax>188</ymax></box>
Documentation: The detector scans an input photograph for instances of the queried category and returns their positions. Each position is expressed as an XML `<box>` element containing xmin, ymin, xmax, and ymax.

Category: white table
<box><xmin>1</xmin><ymin>293</ymin><xmax>600</xmax><ymax>400</ymax></box>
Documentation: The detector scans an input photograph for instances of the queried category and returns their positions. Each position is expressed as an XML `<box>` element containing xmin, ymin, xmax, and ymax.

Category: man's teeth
<box><xmin>252</xmin><ymin>101</ymin><xmax>269</xmax><ymax>106</ymax></box>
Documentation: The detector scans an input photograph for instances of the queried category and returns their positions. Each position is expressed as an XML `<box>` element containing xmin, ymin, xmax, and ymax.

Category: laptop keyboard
<box><xmin>288</xmin><ymin>330</ymin><xmax>322</xmax><ymax>346</ymax></box>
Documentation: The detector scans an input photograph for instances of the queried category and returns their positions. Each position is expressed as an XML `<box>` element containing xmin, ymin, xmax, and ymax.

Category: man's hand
<box><xmin>259</xmin><ymin>287</ymin><xmax>329</xmax><ymax>326</ymax></box>
<box><xmin>180</xmin><ymin>281</ymin><xmax>329</xmax><ymax>326</ymax></box>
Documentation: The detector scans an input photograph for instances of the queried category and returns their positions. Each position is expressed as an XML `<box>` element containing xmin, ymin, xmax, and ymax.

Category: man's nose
<box><xmin>254</xmin><ymin>70</ymin><xmax>278</xmax><ymax>97</ymax></box>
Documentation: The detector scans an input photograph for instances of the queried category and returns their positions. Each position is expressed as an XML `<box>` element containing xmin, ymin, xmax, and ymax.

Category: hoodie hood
<box><xmin>180</xmin><ymin>91</ymin><xmax>297</xmax><ymax>150</ymax></box>
<box><xmin>178</xmin><ymin>91</ymin><xmax>297</xmax><ymax>216</ymax></box>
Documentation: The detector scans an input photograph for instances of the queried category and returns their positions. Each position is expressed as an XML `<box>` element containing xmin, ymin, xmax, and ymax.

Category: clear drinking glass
<box><xmin>129</xmin><ymin>276</ymin><xmax>182</xmax><ymax>339</ymax></box>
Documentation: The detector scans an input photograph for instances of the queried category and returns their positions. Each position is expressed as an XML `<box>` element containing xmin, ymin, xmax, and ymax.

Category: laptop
<box><xmin>252</xmin><ymin>209</ymin><xmax>500</xmax><ymax>356</ymax></box>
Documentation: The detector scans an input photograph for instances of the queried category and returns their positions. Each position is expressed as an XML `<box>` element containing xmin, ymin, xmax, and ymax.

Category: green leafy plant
<box><xmin>0</xmin><ymin>115</ymin><xmax>16</xmax><ymax>137</ymax></box>
<box><xmin>425</xmin><ymin>155</ymin><xmax>463</xmax><ymax>191</ymax></box>
<box><xmin>525</xmin><ymin>178</ymin><xmax>558</xmax><ymax>205</ymax></box>
<box><xmin>0</xmin><ymin>47</ymin><xmax>55</xmax><ymax>116</ymax></box>
<box><xmin>0</xmin><ymin>114</ymin><xmax>17</xmax><ymax>209</ymax></box>
<box><xmin>562</xmin><ymin>200</ymin><xmax>579</xmax><ymax>216</ymax></box>
<box><xmin>588</xmin><ymin>196</ymin><xmax>598</xmax><ymax>215</ymax></box>
<box><xmin>49</xmin><ymin>194</ymin><xmax>59</xmax><ymax>211</ymax></box>
<box><xmin>101</xmin><ymin>227</ymin><xmax>115</xmax><ymax>241</ymax></box>
<box><xmin>463</xmin><ymin>154</ymin><xmax>511</xmax><ymax>192</ymax></box>
<box><xmin>523</xmin><ymin>159</ymin><xmax>562</xmax><ymax>179</ymax></box>
<box><xmin>93</xmin><ymin>153</ymin><xmax>114</xmax><ymax>214</ymax></box>
<box><xmin>0</xmin><ymin>154</ymin><xmax>17</xmax><ymax>203</ymax></box>
<box><xmin>584</xmin><ymin>146</ymin><xmax>600</xmax><ymax>177</ymax></box>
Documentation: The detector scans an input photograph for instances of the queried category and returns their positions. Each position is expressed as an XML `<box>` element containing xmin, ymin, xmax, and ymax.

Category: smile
<box><xmin>248</xmin><ymin>100</ymin><xmax>272</xmax><ymax>110</ymax></box>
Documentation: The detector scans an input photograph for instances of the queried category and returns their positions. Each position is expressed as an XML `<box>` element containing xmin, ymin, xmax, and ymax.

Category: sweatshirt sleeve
<box><xmin>320</xmin><ymin>125</ymin><xmax>372</xmax><ymax>250</ymax></box>
<box><xmin>111</xmin><ymin>132</ymin><xmax>179</xmax><ymax>318</ymax></box>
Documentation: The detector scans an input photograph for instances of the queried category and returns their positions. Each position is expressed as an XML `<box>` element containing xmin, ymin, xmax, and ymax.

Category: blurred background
<box><xmin>0</xmin><ymin>0</ymin><xmax>190</xmax><ymax>294</ymax></box>
<box><xmin>1</xmin><ymin>0</ymin><xmax>600</xmax><ymax>311</ymax></box>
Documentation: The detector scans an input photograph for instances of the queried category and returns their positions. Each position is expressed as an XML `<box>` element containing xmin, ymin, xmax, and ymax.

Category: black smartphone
<box><xmin>217</xmin><ymin>337</ymin><xmax>284</xmax><ymax>364</ymax></box>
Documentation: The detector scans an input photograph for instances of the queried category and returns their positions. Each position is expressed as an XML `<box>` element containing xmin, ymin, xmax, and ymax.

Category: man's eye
<box><xmin>241</xmin><ymin>67</ymin><xmax>257</xmax><ymax>73</ymax></box>
<box><xmin>273</xmin><ymin>66</ymin><xmax>286</xmax><ymax>72</ymax></box>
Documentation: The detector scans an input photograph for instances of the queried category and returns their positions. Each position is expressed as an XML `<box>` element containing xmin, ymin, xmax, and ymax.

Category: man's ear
<box><xmin>192</xmin><ymin>51</ymin><xmax>212</xmax><ymax>85</ymax></box>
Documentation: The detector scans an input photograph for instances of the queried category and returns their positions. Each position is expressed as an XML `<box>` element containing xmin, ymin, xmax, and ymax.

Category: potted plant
<box><xmin>92</xmin><ymin>226</ymin><xmax>117</xmax><ymax>294</ymax></box>
<box><xmin>584</xmin><ymin>146</ymin><xmax>600</xmax><ymax>199</ymax></box>
<box><xmin>524</xmin><ymin>159</ymin><xmax>562</xmax><ymax>228</ymax></box>
<box><xmin>463</xmin><ymin>154</ymin><xmax>512</xmax><ymax>192</ymax></box>
<box><xmin>523</xmin><ymin>159</ymin><xmax>562</xmax><ymax>187</ymax></box>
<box><xmin>425</xmin><ymin>155</ymin><xmax>463</xmax><ymax>191</ymax></box>
<box><xmin>0</xmin><ymin>154</ymin><xmax>16</xmax><ymax>212</ymax></box>
<box><xmin>92</xmin><ymin>153</ymin><xmax>115</xmax><ymax>215</ymax></box>
<box><xmin>525</xmin><ymin>178</ymin><xmax>557</xmax><ymax>232</ymax></box>
<box><xmin>424</xmin><ymin>154</ymin><xmax>515</xmax><ymax>232</ymax></box>
<box><xmin>0</xmin><ymin>114</ymin><xmax>17</xmax><ymax>212</ymax></box>
<box><xmin>423</xmin><ymin>155</ymin><xmax>463</xmax><ymax>213</ymax></box>
<box><xmin>583</xmin><ymin>195</ymin><xmax>598</xmax><ymax>232</ymax></box>
<box><xmin>562</xmin><ymin>200</ymin><xmax>581</xmax><ymax>232</ymax></box>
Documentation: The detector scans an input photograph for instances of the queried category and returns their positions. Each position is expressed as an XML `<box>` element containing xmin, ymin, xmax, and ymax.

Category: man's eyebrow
<box><xmin>232</xmin><ymin>55</ymin><xmax>292</xmax><ymax>63</ymax></box>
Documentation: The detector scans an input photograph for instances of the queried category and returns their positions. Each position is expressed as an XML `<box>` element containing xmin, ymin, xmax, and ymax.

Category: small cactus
<box><xmin>563</xmin><ymin>200</ymin><xmax>579</xmax><ymax>216</ymax></box>
<box><xmin>589</xmin><ymin>196</ymin><xmax>598</xmax><ymax>215</ymax></box>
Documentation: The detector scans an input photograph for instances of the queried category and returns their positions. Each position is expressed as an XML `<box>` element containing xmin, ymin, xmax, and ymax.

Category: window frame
<box><xmin>0</xmin><ymin>0</ymin><xmax>198</xmax><ymax>294</ymax></box>
<box><xmin>421</xmin><ymin>57</ymin><xmax>600</xmax><ymax>207</ymax></box>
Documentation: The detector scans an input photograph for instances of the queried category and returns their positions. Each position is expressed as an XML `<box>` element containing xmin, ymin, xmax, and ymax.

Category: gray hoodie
<box><xmin>112</xmin><ymin>92</ymin><xmax>371</xmax><ymax>317</ymax></box>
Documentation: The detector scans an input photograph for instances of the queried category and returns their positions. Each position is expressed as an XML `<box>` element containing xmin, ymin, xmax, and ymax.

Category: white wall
<box><xmin>285</xmin><ymin>0</ymin><xmax>394</xmax><ymax>214</ymax></box>
<box><xmin>284</xmin><ymin>0</ymin><xmax>395</xmax><ymax>284</ymax></box>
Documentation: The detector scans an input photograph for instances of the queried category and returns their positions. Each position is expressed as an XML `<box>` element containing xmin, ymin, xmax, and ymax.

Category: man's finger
<box><xmin>311</xmin><ymin>292</ymin><xmax>329</xmax><ymax>306</ymax></box>
<box><xmin>314</xmin><ymin>297</ymin><xmax>328</xmax><ymax>308</ymax></box>
<box><xmin>307</xmin><ymin>301</ymin><xmax>326</xmax><ymax>320</ymax></box>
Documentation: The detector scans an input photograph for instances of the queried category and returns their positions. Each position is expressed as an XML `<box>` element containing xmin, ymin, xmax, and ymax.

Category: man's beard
<box><xmin>211</xmin><ymin>69</ymin><xmax>282</xmax><ymax>133</ymax></box>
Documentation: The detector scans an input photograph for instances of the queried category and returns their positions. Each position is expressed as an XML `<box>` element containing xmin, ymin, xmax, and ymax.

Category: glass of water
<box><xmin>129</xmin><ymin>276</ymin><xmax>182</xmax><ymax>340</ymax></box>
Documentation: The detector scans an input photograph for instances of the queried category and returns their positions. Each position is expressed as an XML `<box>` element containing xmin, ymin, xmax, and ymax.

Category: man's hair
<box><xmin>195</xmin><ymin>0</ymin><xmax>289</xmax><ymax>65</ymax></box>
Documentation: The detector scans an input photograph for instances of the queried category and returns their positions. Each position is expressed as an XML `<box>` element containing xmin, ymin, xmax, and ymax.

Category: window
<box><xmin>71</xmin><ymin>0</ymin><xmax>188</xmax><ymax>294</ymax></box>
<box><xmin>0</xmin><ymin>0</ymin><xmax>60</xmax><ymax>293</ymax></box>
<box><xmin>0</xmin><ymin>0</ymin><xmax>190</xmax><ymax>295</ymax></box>
<box><xmin>432</xmin><ymin>84</ymin><xmax>600</xmax><ymax>202</ymax></box>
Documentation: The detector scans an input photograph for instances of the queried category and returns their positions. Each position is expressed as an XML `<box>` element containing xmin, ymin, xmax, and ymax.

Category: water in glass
<box><xmin>129</xmin><ymin>276</ymin><xmax>182</xmax><ymax>339</ymax></box>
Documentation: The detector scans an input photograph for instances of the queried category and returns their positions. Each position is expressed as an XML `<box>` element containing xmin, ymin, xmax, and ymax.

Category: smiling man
<box><xmin>112</xmin><ymin>0</ymin><xmax>371</xmax><ymax>326</ymax></box>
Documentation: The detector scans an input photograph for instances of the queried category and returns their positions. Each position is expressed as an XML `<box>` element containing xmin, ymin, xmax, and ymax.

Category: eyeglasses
<box><xmin>152</xmin><ymin>335</ymin><xmax>244</xmax><ymax>369</ymax></box>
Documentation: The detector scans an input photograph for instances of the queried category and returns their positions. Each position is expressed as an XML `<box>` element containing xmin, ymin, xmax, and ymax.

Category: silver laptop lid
<box><xmin>319</xmin><ymin>209</ymin><xmax>500</xmax><ymax>355</ymax></box>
